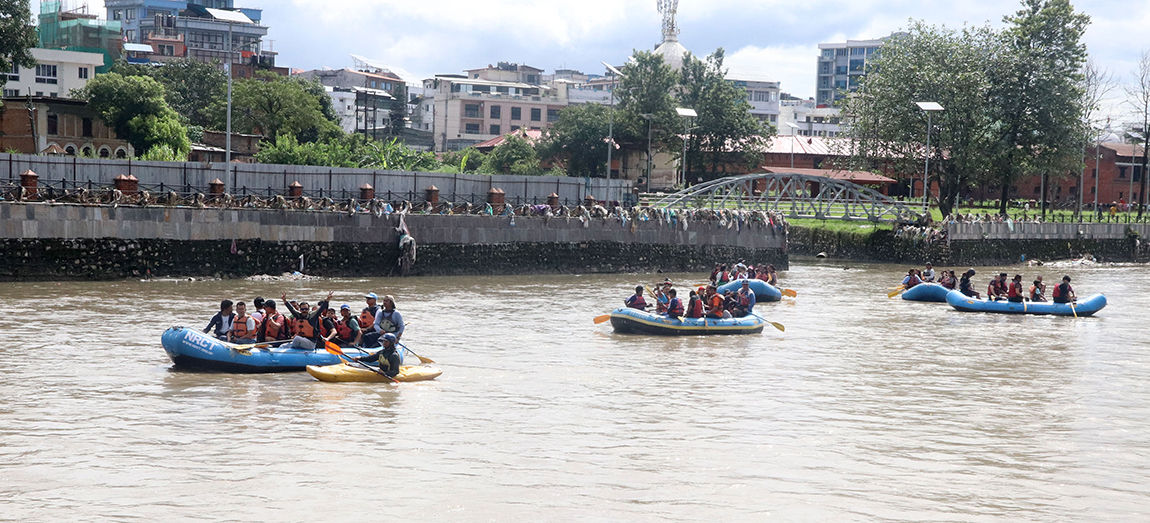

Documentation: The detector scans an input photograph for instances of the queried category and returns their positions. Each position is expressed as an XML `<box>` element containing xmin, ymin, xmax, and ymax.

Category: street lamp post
<box><xmin>785</xmin><ymin>122</ymin><xmax>799</xmax><ymax>169</ymax></box>
<box><xmin>640</xmin><ymin>113</ymin><xmax>655</xmax><ymax>195</ymax></box>
<box><xmin>601</xmin><ymin>61</ymin><xmax>624</xmax><ymax>203</ymax></box>
<box><xmin>675</xmin><ymin>107</ymin><xmax>697</xmax><ymax>189</ymax></box>
<box><xmin>915</xmin><ymin>102</ymin><xmax>944</xmax><ymax>216</ymax></box>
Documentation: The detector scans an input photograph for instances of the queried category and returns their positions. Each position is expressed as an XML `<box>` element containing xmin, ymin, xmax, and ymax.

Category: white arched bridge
<box><xmin>650</xmin><ymin>172</ymin><xmax>922</xmax><ymax>223</ymax></box>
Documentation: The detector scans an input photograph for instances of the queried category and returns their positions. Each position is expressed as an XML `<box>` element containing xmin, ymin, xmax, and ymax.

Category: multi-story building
<box><xmin>730</xmin><ymin>73</ymin><xmax>780</xmax><ymax>127</ymax></box>
<box><xmin>105</xmin><ymin>0</ymin><xmax>274</xmax><ymax>72</ymax></box>
<box><xmin>0</xmin><ymin>96</ymin><xmax>134</xmax><ymax>157</ymax></box>
<box><xmin>37</xmin><ymin>1</ymin><xmax>122</xmax><ymax>73</ymax></box>
<box><xmin>296</xmin><ymin>67</ymin><xmax>405</xmax><ymax>139</ymax></box>
<box><xmin>2</xmin><ymin>48</ymin><xmax>105</xmax><ymax>99</ymax></box>
<box><xmin>424</xmin><ymin>62</ymin><xmax>570</xmax><ymax>152</ymax></box>
<box><xmin>815</xmin><ymin>36</ymin><xmax>889</xmax><ymax>107</ymax></box>
<box><xmin>778</xmin><ymin>97</ymin><xmax>844</xmax><ymax>138</ymax></box>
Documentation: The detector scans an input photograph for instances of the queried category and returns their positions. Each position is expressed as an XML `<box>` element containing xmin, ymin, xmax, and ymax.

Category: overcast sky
<box><xmin>55</xmin><ymin>0</ymin><xmax>1148</xmax><ymax>120</ymax></box>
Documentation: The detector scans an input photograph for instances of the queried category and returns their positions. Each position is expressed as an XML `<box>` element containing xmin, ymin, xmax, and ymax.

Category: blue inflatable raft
<box><xmin>608</xmin><ymin>307</ymin><xmax>764</xmax><ymax>336</ymax></box>
<box><xmin>716</xmin><ymin>279</ymin><xmax>782</xmax><ymax>302</ymax></box>
<box><xmin>161</xmin><ymin>326</ymin><xmax>370</xmax><ymax>373</ymax></box>
<box><xmin>945</xmin><ymin>290</ymin><xmax>1107</xmax><ymax>317</ymax></box>
<box><xmin>901</xmin><ymin>283</ymin><xmax>951</xmax><ymax>302</ymax></box>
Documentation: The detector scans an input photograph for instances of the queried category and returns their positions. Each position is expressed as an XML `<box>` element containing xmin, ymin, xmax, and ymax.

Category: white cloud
<box><xmin>725</xmin><ymin>44</ymin><xmax>822</xmax><ymax>99</ymax></box>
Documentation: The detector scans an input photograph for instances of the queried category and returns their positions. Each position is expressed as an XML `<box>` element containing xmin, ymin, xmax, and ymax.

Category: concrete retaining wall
<box><xmin>948</xmin><ymin>222</ymin><xmax>1150</xmax><ymax>241</ymax></box>
<box><xmin>0</xmin><ymin>202</ymin><xmax>788</xmax><ymax>280</ymax></box>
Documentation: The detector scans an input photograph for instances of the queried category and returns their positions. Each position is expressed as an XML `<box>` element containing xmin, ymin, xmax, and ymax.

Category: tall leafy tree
<box><xmin>615</xmin><ymin>50</ymin><xmax>679</xmax><ymax>177</ymax></box>
<box><xmin>210</xmin><ymin>74</ymin><xmax>342</xmax><ymax>143</ymax></box>
<box><xmin>986</xmin><ymin>0</ymin><xmax>1090</xmax><ymax>214</ymax></box>
<box><xmin>1126</xmin><ymin>50</ymin><xmax>1150</xmax><ymax>218</ymax></box>
<box><xmin>677</xmin><ymin>48</ymin><xmax>770</xmax><ymax>183</ymax></box>
<box><xmin>112</xmin><ymin>58</ymin><xmax>226</xmax><ymax>128</ymax></box>
<box><xmin>481</xmin><ymin>134</ymin><xmax>541</xmax><ymax>175</ymax></box>
<box><xmin>539</xmin><ymin>103</ymin><xmax>611</xmax><ymax>178</ymax></box>
<box><xmin>842</xmin><ymin>22</ymin><xmax>998</xmax><ymax>216</ymax></box>
<box><xmin>0</xmin><ymin>0</ymin><xmax>37</xmax><ymax>98</ymax></box>
<box><xmin>75</xmin><ymin>73</ymin><xmax>190</xmax><ymax>157</ymax></box>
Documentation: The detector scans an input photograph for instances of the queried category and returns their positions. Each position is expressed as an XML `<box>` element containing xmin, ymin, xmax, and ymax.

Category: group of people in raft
<box><xmin>202</xmin><ymin>291</ymin><xmax>406</xmax><ymax>376</ymax></box>
<box><xmin>623</xmin><ymin>261</ymin><xmax>778</xmax><ymax>321</ymax></box>
<box><xmin>901</xmin><ymin>263</ymin><xmax>1079</xmax><ymax>303</ymax></box>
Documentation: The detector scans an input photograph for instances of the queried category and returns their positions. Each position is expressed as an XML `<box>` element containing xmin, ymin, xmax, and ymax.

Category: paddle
<box><xmin>749</xmin><ymin>312</ymin><xmax>785</xmax><ymax>332</ymax></box>
<box><xmin>324</xmin><ymin>341</ymin><xmax>398</xmax><ymax>383</ymax></box>
<box><xmin>397</xmin><ymin>342</ymin><xmax>435</xmax><ymax>365</ymax></box>
<box><xmin>593</xmin><ymin>314</ymin><xmax>611</xmax><ymax>324</ymax></box>
<box><xmin>225</xmin><ymin>339</ymin><xmax>292</xmax><ymax>350</ymax></box>
<box><xmin>1069</xmin><ymin>301</ymin><xmax>1078</xmax><ymax>318</ymax></box>
<box><xmin>781</xmin><ymin>288</ymin><xmax>798</xmax><ymax>298</ymax></box>
<box><xmin>887</xmin><ymin>285</ymin><xmax>906</xmax><ymax>298</ymax></box>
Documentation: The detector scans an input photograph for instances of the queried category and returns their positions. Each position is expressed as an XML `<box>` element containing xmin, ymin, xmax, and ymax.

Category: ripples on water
<box><xmin>0</xmin><ymin>261</ymin><xmax>1147</xmax><ymax>522</ymax></box>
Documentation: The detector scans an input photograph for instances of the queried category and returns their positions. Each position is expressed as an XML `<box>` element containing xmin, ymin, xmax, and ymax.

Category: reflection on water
<box><xmin>0</xmin><ymin>261</ymin><xmax>1148</xmax><ymax>521</ymax></box>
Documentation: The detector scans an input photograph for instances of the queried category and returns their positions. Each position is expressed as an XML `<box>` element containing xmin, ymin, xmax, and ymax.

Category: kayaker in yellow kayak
<box><xmin>352</xmin><ymin>333</ymin><xmax>401</xmax><ymax>378</ymax></box>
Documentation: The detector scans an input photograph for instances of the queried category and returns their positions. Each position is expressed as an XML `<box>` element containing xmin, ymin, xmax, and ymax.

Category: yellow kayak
<box><xmin>306</xmin><ymin>363</ymin><xmax>442</xmax><ymax>383</ymax></box>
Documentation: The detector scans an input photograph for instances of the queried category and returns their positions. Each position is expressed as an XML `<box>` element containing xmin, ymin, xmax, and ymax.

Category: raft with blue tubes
<box><xmin>608</xmin><ymin>307</ymin><xmax>764</xmax><ymax>336</ymax></box>
<box><xmin>901</xmin><ymin>283</ymin><xmax>951</xmax><ymax>302</ymax></box>
<box><xmin>945</xmin><ymin>290</ymin><xmax>1107</xmax><ymax>316</ymax></box>
<box><xmin>716</xmin><ymin>279</ymin><xmax>782</xmax><ymax>302</ymax></box>
<box><xmin>160</xmin><ymin>327</ymin><xmax>400</xmax><ymax>373</ymax></box>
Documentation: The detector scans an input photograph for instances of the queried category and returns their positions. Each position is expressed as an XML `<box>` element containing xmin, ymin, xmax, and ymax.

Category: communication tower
<box><xmin>657</xmin><ymin>0</ymin><xmax>679</xmax><ymax>42</ymax></box>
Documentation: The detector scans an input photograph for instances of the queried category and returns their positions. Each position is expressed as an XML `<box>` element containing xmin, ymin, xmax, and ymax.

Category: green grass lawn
<box><xmin>788</xmin><ymin>219</ymin><xmax>893</xmax><ymax>234</ymax></box>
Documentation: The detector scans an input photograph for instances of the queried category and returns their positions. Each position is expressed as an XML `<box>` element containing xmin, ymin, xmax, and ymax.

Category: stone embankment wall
<box><xmin>0</xmin><ymin>202</ymin><xmax>787</xmax><ymax>280</ymax></box>
<box><xmin>789</xmin><ymin>222</ymin><xmax>1147</xmax><ymax>265</ymax></box>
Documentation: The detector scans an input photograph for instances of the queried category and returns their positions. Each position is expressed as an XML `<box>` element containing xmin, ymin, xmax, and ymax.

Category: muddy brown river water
<box><xmin>1</xmin><ymin>260</ymin><xmax>1147</xmax><ymax>522</ymax></box>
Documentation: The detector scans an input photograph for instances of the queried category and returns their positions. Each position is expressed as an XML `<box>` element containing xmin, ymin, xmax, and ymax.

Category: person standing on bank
<box><xmin>282</xmin><ymin>291</ymin><xmax>333</xmax><ymax>350</ymax></box>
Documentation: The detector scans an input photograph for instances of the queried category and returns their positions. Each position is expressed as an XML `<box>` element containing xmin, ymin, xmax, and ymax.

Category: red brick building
<box><xmin>967</xmin><ymin>143</ymin><xmax>1147</xmax><ymax>208</ymax></box>
<box><xmin>0</xmin><ymin>97</ymin><xmax>133</xmax><ymax>158</ymax></box>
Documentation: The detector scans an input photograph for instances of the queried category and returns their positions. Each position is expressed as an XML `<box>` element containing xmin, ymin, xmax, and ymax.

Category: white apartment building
<box><xmin>326</xmin><ymin>86</ymin><xmax>394</xmax><ymax>138</ymax></box>
<box><xmin>816</xmin><ymin>36</ymin><xmax>893</xmax><ymax>106</ymax></box>
<box><xmin>2</xmin><ymin>48</ymin><xmax>104</xmax><ymax>99</ymax></box>
<box><xmin>729</xmin><ymin>72</ymin><xmax>780</xmax><ymax>126</ymax></box>
<box><xmin>778</xmin><ymin>98</ymin><xmax>844</xmax><ymax>137</ymax></box>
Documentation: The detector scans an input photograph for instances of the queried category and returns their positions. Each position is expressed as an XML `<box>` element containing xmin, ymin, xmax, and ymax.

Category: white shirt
<box><xmin>922</xmin><ymin>268</ymin><xmax>936</xmax><ymax>282</ymax></box>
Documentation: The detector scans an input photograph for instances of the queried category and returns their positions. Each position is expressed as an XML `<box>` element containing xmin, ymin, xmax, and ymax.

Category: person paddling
<box><xmin>352</xmin><ymin>333</ymin><xmax>401</xmax><ymax>378</ymax></box>
<box><xmin>1029</xmin><ymin>276</ymin><xmax>1047</xmax><ymax>302</ymax></box>
<box><xmin>959</xmin><ymin>269</ymin><xmax>981</xmax><ymax>299</ymax></box>
<box><xmin>704</xmin><ymin>285</ymin><xmax>728</xmax><ymax>319</ymax></box>
<box><xmin>731</xmin><ymin>280</ymin><xmax>756</xmax><ymax>318</ymax></box>
<box><xmin>1052</xmin><ymin>276</ymin><xmax>1077</xmax><ymax>304</ymax></box>
<box><xmin>902</xmin><ymin>269</ymin><xmax>922</xmax><ymax>289</ymax></box>
<box><xmin>624</xmin><ymin>285</ymin><xmax>649</xmax><ymax>310</ymax></box>
<box><xmin>1007</xmin><ymin>274</ymin><xmax>1025</xmax><ymax>303</ymax></box>
<box><xmin>203</xmin><ymin>300</ymin><xmax>235</xmax><ymax>341</ymax></box>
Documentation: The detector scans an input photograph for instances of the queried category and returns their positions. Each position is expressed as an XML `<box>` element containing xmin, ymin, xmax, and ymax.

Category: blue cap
<box><xmin>381</xmin><ymin>333</ymin><xmax>397</xmax><ymax>343</ymax></box>
<box><xmin>365</xmin><ymin>292</ymin><xmax>378</xmax><ymax>300</ymax></box>
<box><xmin>340</xmin><ymin>304</ymin><xmax>350</xmax><ymax>310</ymax></box>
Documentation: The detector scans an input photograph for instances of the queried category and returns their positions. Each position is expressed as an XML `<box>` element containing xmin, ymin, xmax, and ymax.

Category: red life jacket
<box><xmin>686</xmin><ymin>298</ymin><xmax>704</xmax><ymax>318</ymax></box>
<box><xmin>260</xmin><ymin>312</ymin><xmax>286</xmax><ymax>341</ymax></box>
<box><xmin>667</xmin><ymin>297</ymin><xmax>684</xmax><ymax>317</ymax></box>
<box><xmin>738</xmin><ymin>292</ymin><xmax>751</xmax><ymax>307</ymax></box>
<box><xmin>335</xmin><ymin>319</ymin><xmax>354</xmax><ymax>341</ymax></box>
<box><xmin>1008</xmin><ymin>281</ymin><xmax>1022</xmax><ymax>298</ymax></box>
<box><xmin>318</xmin><ymin>317</ymin><xmax>331</xmax><ymax>338</ymax></box>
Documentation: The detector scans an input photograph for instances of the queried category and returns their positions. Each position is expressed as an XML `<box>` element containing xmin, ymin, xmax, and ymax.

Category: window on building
<box><xmin>78</xmin><ymin>67</ymin><xmax>88</xmax><ymax>79</ymax></box>
<box><xmin>769</xmin><ymin>114</ymin><xmax>777</xmax><ymax>123</ymax></box>
<box><xmin>464</xmin><ymin>104</ymin><xmax>480</xmax><ymax>118</ymax></box>
<box><xmin>126</xmin><ymin>9</ymin><xmax>135</xmax><ymax>20</ymax></box>
<box><xmin>546</xmin><ymin>109</ymin><xmax>559</xmax><ymax>122</ymax></box>
<box><xmin>49</xmin><ymin>92</ymin><xmax>57</xmax><ymax>98</ymax></box>
<box><xmin>835</xmin><ymin>48</ymin><xmax>847</xmax><ymax>56</ymax></box>
<box><xmin>1119</xmin><ymin>166</ymin><xmax>1127</xmax><ymax>179</ymax></box>
<box><xmin>510</xmin><ymin>125</ymin><xmax>520</xmax><ymax>131</ymax></box>
<box><xmin>752</xmin><ymin>91</ymin><xmax>770</xmax><ymax>102</ymax></box>
<box><xmin>464</xmin><ymin>123</ymin><xmax>480</xmax><ymax>134</ymax></box>
<box><xmin>850</xmin><ymin>47</ymin><xmax>865</xmax><ymax>55</ymax></box>
<box><xmin>2</xmin><ymin>89</ymin><xmax>18</xmax><ymax>97</ymax></box>
<box><xmin>821</xmin><ymin>49</ymin><xmax>834</xmax><ymax>59</ymax></box>
<box><xmin>47</xmin><ymin>114</ymin><xmax>58</xmax><ymax>135</ymax></box>
<box><xmin>849</xmin><ymin>59</ymin><xmax>864</xmax><ymax>72</ymax></box>
<box><xmin>1069</xmin><ymin>186</ymin><xmax>1077</xmax><ymax>194</ymax></box>
<box><xmin>819</xmin><ymin>77</ymin><xmax>830</xmax><ymax>88</ymax></box>
<box><xmin>6</xmin><ymin>63</ymin><xmax>17</xmax><ymax>81</ymax></box>
<box><xmin>1135</xmin><ymin>167</ymin><xmax>1142</xmax><ymax>182</ymax></box>
<box><xmin>160</xmin><ymin>45</ymin><xmax>174</xmax><ymax>56</ymax></box>
<box><xmin>82</xmin><ymin>118</ymin><xmax>93</xmax><ymax>137</ymax></box>
<box><xmin>489</xmin><ymin>124</ymin><xmax>500</xmax><ymax>135</ymax></box>
<box><xmin>1092</xmin><ymin>168</ymin><xmax>1097</xmax><ymax>178</ymax></box>
<box><xmin>81</xmin><ymin>146</ymin><xmax>92</xmax><ymax>156</ymax></box>
<box><xmin>35</xmin><ymin>65</ymin><xmax>58</xmax><ymax>84</ymax></box>
<box><xmin>530</xmin><ymin>108</ymin><xmax>541</xmax><ymax>121</ymax></box>
<box><xmin>526</xmin><ymin>74</ymin><xmax>539</xmax><ymax>84</ymax></box>
<box><xmin>510</xmin><ymin>106</ymin><xmax>521</xmax><ymax>120</ymax></box>
<box><xmin>99</xmin><ymin>147</ymin><xmax>110</xmax><ymax>158</ymax></box>
<box><xmin>1091</xmin><ymin>187</ymin><xmax>1096</xmax><ymax>194</ymax></box>
<box><xmin>834</xmin><ymin>80</ymin><xmax>847</xmax><ymax>89</ymax></box>
<box><xmin>113</xmin><ymin>10</ymin><xmax>121</xmax><ymax>20</ymax></box>
<box><xmin>35</xmin><ymin>91</ymin><xmax>42</xmax><ymax>96</ymax></box>
<box><xmin>125</xmin><ymin>29</ymin><xmax>135</xmax><ymax>41</ymax></box>
<box><xmin>490</xmin><ymin>105</ymin><xmax>501</xmax><ymax>119</ymax></box>
<box><xmin>835</xmin><ymin>65</ymin><xmax>847</xmax><ymax>75</ymax></box>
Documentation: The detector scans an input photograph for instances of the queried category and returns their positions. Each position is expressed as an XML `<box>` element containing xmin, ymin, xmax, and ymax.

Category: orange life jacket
<box><xmin>359</xmin><ymin>308</ymin><xmax>377</xmax><ymax>333</ymax></box>
<box><xmin>286</xmin><ymin>316</ymin><xmax>299</xmax><ymax>337</ymax></box>
<box><xmin>318</xmin><ymin>317</ymin><xmax>331</xmax><ymax>338</ymax></box>
<box><xmin>232</xmin><ymin>314</ymin><xmax>254</xmax><ymax>339</ymax></box>
<box><xmin>295</xmin><ymin>317</ymin><xmax>315</xmax><ymax>338</ymax></box>
<box><xmin>261</xmin><ymin>312</ymin><xmax>286</xmax><ymax>341</ymax></box>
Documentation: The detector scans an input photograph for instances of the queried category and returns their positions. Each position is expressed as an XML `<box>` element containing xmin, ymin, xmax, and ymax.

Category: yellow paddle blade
<box><xmin>770</xmin><ymin>321</ymin><xmax>785</xmax><ymax>332</ymax></box>
<box><xmin>887</xmin><ymin>286</ymin><xmax>906</xmax><ymax>298</ymax></box>
<box><xmin>782</xmin><ymin>288</ymin><xmax>798</xmax><ymax>297</ymax></box>
<box><xmin>593</xmin><ymin>314</ymin><xmax>611</xmax><ymax>324</ymax></box>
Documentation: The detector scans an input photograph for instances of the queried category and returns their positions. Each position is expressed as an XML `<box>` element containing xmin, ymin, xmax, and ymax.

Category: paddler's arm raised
<box><xmin>281</xmin><ymin>293</ymin><xmax>302</xmax><ymax>318</ymax></box>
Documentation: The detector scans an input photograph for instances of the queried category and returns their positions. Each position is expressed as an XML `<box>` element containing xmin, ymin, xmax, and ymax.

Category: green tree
<box><xmin>112</xmin><ymin>58</ymin><xmax>226</xmax><ymax>128</ymax></box>
<box><xmin>842</xmin><ymin>22</ymin><xmax>999</xmax><ymax>216</ymax></box>
<box><xmin>440</xmin><ymin>146</ymin><xmax>486</xmax><ymax>173</ymax></box>
<box><xmin>255</xmin><ymin>133</ymin><xmax>440</xmax><ymax>171</ymax></box>
<box><xmin>677</xmin><ymin>48</ymin><xmax>770</xmax><ymax>183</ymax></box>
<box><xmin>75</xmin><ymin>73</ymin><xmax>190</xmax><ymax>157</ymax></box>
<box><xmin>210</xmin><ymin>74</ymin><xmax>341</xmax><ymax>143</ymax></box>
<box><xmin>481</xmin><ymin>134</ymin><xmax>540</xmax><ymax>175</ymax></box>
<box><xmin>986</xmin><ymin>0</ymin><xmax>1090</xmax><ymax>214</ymax></box>
<box><xmin>539</xmin><ymin>103</ymin><xmax>611</xmax><ymax>177</ymax></box>
<box><xmin>0</xmin><ymin>0</ymin><xmax>37</xmax><ymax>98</ymax></box>
<box><xmin>615</xmin><ymin>50</ymin><xmax>680</xmax><ymax>172</ymax></box>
